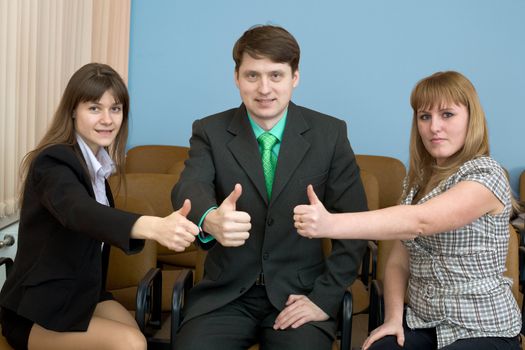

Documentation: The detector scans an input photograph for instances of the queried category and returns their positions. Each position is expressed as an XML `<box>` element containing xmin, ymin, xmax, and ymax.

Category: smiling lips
<box><xmin>256</xmin><ymin>97</ymin><xmax>276</xmax><ymax>106</ymax></box>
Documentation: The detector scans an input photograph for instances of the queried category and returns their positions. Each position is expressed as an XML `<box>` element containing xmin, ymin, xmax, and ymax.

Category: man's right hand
<box><xmin>202</xmin><ymin>183</ymin><xmax>251</xmax><ymax>247</ymax></box>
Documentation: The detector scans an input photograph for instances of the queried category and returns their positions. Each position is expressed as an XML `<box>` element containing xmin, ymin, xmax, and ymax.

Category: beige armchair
<box><xmin>124</xmin><ymin>146</ymin><xmax>196</xmax><ymax>270</ymax></box>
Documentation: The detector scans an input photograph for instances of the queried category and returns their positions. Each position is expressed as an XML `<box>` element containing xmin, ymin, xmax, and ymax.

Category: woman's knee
<box><xmin>113</xmin><ymin>327</ymin><xmax>147</xmax><ymax>350</ymax></box>
<box><xmin>367</xmin><ymin>336</ymin><xmax>403</xmax><ymax>350</ymax></box>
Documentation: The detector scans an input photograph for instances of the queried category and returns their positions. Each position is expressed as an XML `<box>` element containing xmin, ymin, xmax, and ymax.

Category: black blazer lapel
<box><xmin>271</xmin><ymin>103</ymin><xmax>310</xmax><ymax>204</ymax></box>
<box><xmin>227</xmin><ymin>106</ymin><xmax>269</xmax><ymax>204</ymax></box>
<box><xmin>105</xmin><ymin>180</ymin><xmax>115</xmax><ymax>207</ymax></box>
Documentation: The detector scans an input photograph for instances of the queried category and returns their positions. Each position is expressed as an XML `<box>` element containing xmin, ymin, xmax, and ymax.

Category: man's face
<box><xmin>235</xmin><ymin>53</ymin><xmax>299</xmax><ymax>130</ymax></box>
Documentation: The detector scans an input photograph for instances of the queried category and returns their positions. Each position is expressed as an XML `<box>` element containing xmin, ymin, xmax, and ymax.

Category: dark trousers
<box><xmin>369</xmin><ymin>317</ymin><xmax>521</xmax><ymax>350</ymax></box>
<box><xmin>173</xmin><ymin>284</ymin><xmax>333</xmax><ymax>350</ymax></box>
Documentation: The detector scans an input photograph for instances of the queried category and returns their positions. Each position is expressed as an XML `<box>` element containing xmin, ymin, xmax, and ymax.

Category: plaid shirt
<box><xmin>402</xmin><ymin>156</ymin><xmax>521</xmax><ymax>348</ymax></box>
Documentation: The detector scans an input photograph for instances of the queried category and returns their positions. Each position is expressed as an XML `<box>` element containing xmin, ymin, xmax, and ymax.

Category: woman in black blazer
<box><xmin>0</xmin><ymin>63</ymin><xmax>198</xmax><ymax>350</ymax></box>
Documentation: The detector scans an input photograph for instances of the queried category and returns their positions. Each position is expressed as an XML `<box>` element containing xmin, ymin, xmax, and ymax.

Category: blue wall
<box><xmin>128</xmin><ymin>0</ymin><xmax>525</xmax><ymax>194</ymax></box>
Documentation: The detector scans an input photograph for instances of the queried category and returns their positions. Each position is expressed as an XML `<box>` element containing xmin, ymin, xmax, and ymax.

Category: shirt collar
<box><xmin>247</xmin><ymin>109</ymin><xmax>288</xmax><ymax>142</ymax></box>
<box><xmin>75</xmin><ymin>133</ymin><xmax>115</xmax><ymax>182</ymax></box>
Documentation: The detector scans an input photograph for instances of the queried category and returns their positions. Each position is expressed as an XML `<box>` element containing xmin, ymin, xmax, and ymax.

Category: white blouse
<box><xmin>75</xmin><ymin>134</ymin><xmax>115</xmax><ymax>206</ymax></box>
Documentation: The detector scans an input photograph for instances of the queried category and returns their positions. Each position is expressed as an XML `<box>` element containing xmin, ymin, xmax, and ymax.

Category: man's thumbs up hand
<box><xmin>202</xmin><ymin>184</ymin><xmax>252</xmax><ymax>247</ymax></box>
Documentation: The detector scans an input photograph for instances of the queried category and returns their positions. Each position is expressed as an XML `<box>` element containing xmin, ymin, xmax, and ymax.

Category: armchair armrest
<box><xmin>368</xmin><ymin>279</ymin><xmax>384</xmax><ymax>334</ymax></box>
<box><xmin>362</xmin><ymin>240</ymin><xmax>378</xmax><ymax>286</ymax></box>
<box><xmin>518</xmin><ymin>245</ymin><xmax>525</xmax><ymax>293</ymax></box>
<box><xmin>519</xmin><ymin>245</ymin><xmax>525</xmax><ymax>335</ymax></box>
<box><xmin>170</xmin><ymin>269</ymin><xmax>194</xmax><ymax>350</ymax></box>
<box><xmin>339</xmin><ymin>289</ymin><xmax>353</xmax><ymax>350</ymax></box>
<box><xmin>135</xmin><ymin>267</ymin><xmax>162</xmax><ymax>331</ymax></box>
<box><xmin>0</xmin><ymin>257</ymin><xmax>13</xmax><ymax>276</ymax></box>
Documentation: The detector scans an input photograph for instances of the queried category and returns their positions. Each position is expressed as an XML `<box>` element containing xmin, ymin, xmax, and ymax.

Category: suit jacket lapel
<box><xmin>227</xmin><ymin>106</ymin><xmax>269</xmax><ymax>204</ymax></box>
<box><xmin>271</xmin><ymin>103</ymin><xmax>310</xmax><ymax>205</ymax></box>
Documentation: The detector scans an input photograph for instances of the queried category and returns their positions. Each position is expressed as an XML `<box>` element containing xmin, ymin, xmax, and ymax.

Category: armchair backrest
<box><xmin>109</xmin><ymin>173</ymin><xmax>179</xmax><ymax>217</ymax></box>
<box><xmin>505</xmin><ymin>224</ymin><xmax>520</xmax><ymax>303</ymax></box>
<box><xmin>322</xmin><ymin>169</ymin><xmax>379</xmax><ymax>256</ymax></box>
<box><xmin>355</xmin><ymin>155</ymin><xmax>406</xmax><ymax>209</ymax></box>
<box><xmin>353</xmin><ymin>154</ymin><xmax>406</xmax><ymax>279</ymax></box>
<box><xmin>104</xmin><ymin>195</ymin><xmax>157</xmax><ymax>310</ymax></box>
<box><xmin>125</xmin><ymin>145</ymin><xmax>189</xmax><ymax>175</ymax></box>
<box><xmin>109</xmin><ymin>172</ymin><xmax>198</xmax><ymax>270</ymax></box>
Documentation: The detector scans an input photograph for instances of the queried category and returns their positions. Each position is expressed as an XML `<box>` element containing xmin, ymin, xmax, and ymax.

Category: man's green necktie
<box><xmin>257</xmin><ymin>132</ymin><xmax>278</xmax><ymax>199</ymax></box>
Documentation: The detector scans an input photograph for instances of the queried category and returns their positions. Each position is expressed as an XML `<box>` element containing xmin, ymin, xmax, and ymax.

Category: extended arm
<box><xmin>130</xmin><ymin>199</ymin><xmax>199</xmax><ymax>252</ymax></box>
<box><xmin>171</xmin><ymin>119</ymin><xmax>252</xmax><ymax>248</ymax></box>
<box><xmin>34</xmin><ymin>147</ymin><xmax>199</xmax><ymax>253</ymax></box>
<box><xmin>295</xmin><ymin>180</ymin><xmax>503</xmax><ymax>240</ymax></box>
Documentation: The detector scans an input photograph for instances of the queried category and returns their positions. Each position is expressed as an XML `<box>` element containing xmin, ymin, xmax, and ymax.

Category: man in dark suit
<box><xmin>172</xmin><ymin>24</ymin><xmax>368</xmax><ymax>349</ymax></box>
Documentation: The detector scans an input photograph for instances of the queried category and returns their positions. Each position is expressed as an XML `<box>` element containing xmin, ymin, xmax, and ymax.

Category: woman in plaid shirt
<box><xmin>293</xmin><ymin>71</ymin><xmax>522</xmax><ymax>350</ymax></box>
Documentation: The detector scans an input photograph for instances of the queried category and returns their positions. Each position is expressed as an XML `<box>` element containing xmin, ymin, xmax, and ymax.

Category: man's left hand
<box><xmin>273</xmin><ymin>294</ymin><xmax>329</xmax><ymax>330</ymax></box>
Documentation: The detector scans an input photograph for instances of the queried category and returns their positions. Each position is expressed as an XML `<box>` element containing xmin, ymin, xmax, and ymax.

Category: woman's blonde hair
<box><xmin>406</xmin><ymin>71</ymin><xmax>521</xmax><ymax>213</ymax></box>
<box><xmin>19</xmin><ymin>63</ymin><xmax>129</xmax><ymax>202</ymax></box>
<box><xmin>406</xmin><ymin>71</ymin><xmax>489</xmax><ymax>196</ymax></box>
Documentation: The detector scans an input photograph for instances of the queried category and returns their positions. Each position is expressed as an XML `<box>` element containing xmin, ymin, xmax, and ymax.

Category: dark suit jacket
<box><xmin>0</xmin><ymin>144</ymin><xmax>143</xmax><ymax>332</ymax></box>
<box><xmin>172</xmin><ymin>102</ymin><xmax>367</xmax><ymax>334</ymax></box>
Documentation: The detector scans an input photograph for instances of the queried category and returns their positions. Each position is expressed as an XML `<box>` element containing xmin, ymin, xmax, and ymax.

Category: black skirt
<box><xmin>0</xmin><ymin>307</ymin><xmax>32</xmax><ymax>350</ymax></box>
<box><xmin>0</xmin><ymin>290</ymin><xmax>113</xmax><ymax>349</ymax></box>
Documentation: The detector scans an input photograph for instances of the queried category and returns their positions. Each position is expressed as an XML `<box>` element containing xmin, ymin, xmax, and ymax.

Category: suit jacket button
<box><xmin>267</xmin><ymin>218</ymin><xmax>274</xmax><ymax>226</ymax></box>
<box><xmin>263</xmin><ymin>252</ymin><xmax>269</xmax><ymax>260</ymax></box>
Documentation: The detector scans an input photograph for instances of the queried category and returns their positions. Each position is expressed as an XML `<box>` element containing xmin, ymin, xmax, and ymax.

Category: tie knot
<box><xmin>258</xmin><ymin>132</ymin><xmax>278</xmax><ymax>150</ymax></box>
